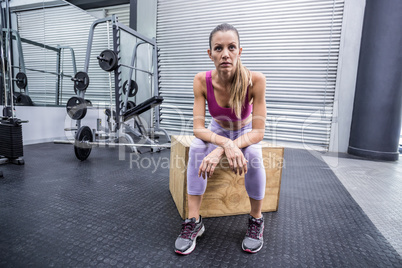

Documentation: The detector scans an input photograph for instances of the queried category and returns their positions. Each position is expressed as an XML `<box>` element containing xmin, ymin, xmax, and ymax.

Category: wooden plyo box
<box><xmin>169</xmin><ymin>135</ymin><xmax>284</xmax><ymax>219</ymax></box>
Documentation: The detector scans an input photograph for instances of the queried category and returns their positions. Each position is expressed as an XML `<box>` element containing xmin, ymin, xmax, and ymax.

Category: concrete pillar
<box><xmin>348</xmin><ymin>0</ymin><xmax>402</xmax><ymax>161</ymax></box>
<box><xmin>129</xmin><ymin>0</ymin><xmax>137</xmax><ymax>30</ymax></box>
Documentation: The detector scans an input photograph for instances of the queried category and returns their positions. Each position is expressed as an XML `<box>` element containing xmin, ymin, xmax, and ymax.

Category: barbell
<box><xmin>55</xmin><ymin>125</ymin><xmax>171</xmax><ymax>161</ymax></box>
<box><xmin>55</xmin><ymin>139</ymin><xmax>172</xmax><ymax>148</ymax></box>
<box><xmin>97</xmin><ymin>49</ymin><xmax>153</xmax><ymax>76</ymax></box>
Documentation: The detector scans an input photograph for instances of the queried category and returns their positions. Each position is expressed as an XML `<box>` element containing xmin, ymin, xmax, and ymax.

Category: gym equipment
<box><xmin>0</xmin><ymin>0</ymin><xmax>27</xmax><ymax>165</ymax></box>
<box><xmin>123</xmin><ymin>79</ymin><xmax>138</xmax><ymax>97</ymax></box>
<box><xmin>0</xmin><ymin>117</ymin><xmax>26</xmax><ymax>165</ymax></box>
<box><xmin>123</xmin><ymin>96</ymin><xmax>163</xmax><ymax>122</ymax></box>
<box><xmin>55</xmin><ymin>138</ymin><xmax>171</xmax><ymax>150</ymax></box>
<box><xmin>71</xmin><ymin>71</ymin><xmax>89</xmax><ymax>93</ymax></box>
<box><xmin>14</xmin><ymin>92</ymin><xmax>33</xmax><ymax>106</ymax></box>
<box><xmin>57</xmin><ymin>15</ymin><xmax>170</xmax><ymax>161</ymax></box>
<box><xmin>97</xmin><ymin>49</ymin><xmax>118</xmax><ymax>72</ymax></box>
<box><xmin>15</xmin><ymin>72</ymin><xmax>27</xmax><ymax>89</ymax></box>
<box><xmin>1</xmin><ymin>28</ymin><xmax>76</xmax><ymax>107</ymax></box>
<box><xmin>74</xmin><ymin>126</ymin><xmax>93</xmax><ymax>161</ymax></box>
<box><xmin>104</xmin><ymin>108</ymin><xmax>116</xmax><ymax>122</ymax></box>
<box><xmin>127</xmin><ymin>100</ymin><xmax>136</xmax><ymax>110</ymax></box>
<box><xmin>1</xmin><ymin>28</ymin><xmax>77</xmax><ymax>106</ymax></box>
<box><xmin>66</xmin><ymin>96</ymin><xmax>87</xmax><ymax>120</ymax></box>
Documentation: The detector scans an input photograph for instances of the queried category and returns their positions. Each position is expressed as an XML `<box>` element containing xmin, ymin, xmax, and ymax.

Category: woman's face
<box><xmin>208</xmin><ymin>30</ymin><xmax>242</xmax><ymax>74</ymax></box>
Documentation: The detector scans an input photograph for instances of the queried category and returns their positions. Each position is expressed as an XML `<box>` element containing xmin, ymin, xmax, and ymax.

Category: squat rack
<box><xmin>56</xmin><ymin>15</ymin><xmax>171</xmax><ymax>160</ymax></box>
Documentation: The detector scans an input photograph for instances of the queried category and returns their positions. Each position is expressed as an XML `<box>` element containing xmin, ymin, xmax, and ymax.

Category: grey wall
<box><xmin>6</xmin><ymin>106</ymin><xmax>104</xmax><ymax>145</ymax></box>
<box><xmin>329</xmin><ymin>0</ymin><xmax>366</xmax><ymax>153</ymax></box>
<box><xmin>137</xmin><ymin>0</ymin><xmax>156</xmax><ymax>39</ymax></box>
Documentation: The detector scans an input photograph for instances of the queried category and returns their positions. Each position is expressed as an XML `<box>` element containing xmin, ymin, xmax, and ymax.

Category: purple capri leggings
<box><xmin>187</xmin><ymin>119</ymin><xmax>266</xmax><ymax>200</ymax></box>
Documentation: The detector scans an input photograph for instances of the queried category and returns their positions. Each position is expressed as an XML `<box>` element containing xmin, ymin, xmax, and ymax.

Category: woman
<box><xmin>174</xmin><ymin>23</ymin><xmax>267</xmax><ymax>255</ymax></box>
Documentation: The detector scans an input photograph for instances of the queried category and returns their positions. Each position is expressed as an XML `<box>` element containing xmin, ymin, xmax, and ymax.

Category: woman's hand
<box><xmin>198</xmin><ymin>147</ymin><xmax>225</xmax><ymax>179</ymax></box>
<box><xmin>222</xmin><ymin>140</ymin><xmax>248</xmax><ymax>176</ymax></box>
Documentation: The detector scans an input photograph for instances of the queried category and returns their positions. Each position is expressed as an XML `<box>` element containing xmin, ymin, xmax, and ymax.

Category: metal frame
<box><xmin>67</xmin><ymin>15</ymin><xmax>170</xmax><ymax>156</ymax></box>
<box><xmin>55</xmin><ymin>46</ymin><xmax>77</xmax><ymax>105</ymax></box>
<box><xmin>54</xmin><ymin>139</ymin><xmax>171</xmax><ymax>149</ymax></box>
<box><xmin>6</xmin><ymin>29</ymin><xmax>26</xmax><ymax>73</ymax></box>
<box><xmin>122</xmin><ymin>41</ymin><xmax>146</xmax><ymax>113</ymax></box>
<box><xmin>117</xmin><ymin>21</ymin><xmax>168</xmax><ymax>141</ymax></box>
<box><xmin>3</xmin><ymin>0</ymin><xmax>15</xmax><ymax>116</ymax></box>
<box><xmin>0</xmin><ymin>22</ymin><xmax>8</xmax><ymax>108</ymax></box>
<box><xmin>0</xmin><ymin>0</ymin><xmax>26</xmax><ymax>166</ymax></box>
<box><xmin>4</xmin><ymin>29</ymin><xmax>78</xmax><ymax>104</ymax></box>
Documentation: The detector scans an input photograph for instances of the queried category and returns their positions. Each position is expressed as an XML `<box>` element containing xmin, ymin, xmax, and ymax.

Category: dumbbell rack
<box><xmin>58</xmin><ymin>15</ymin><xmax>170</xmax><ymax>161</ymax></box>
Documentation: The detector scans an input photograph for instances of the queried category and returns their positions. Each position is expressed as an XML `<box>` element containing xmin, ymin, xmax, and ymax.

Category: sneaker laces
<box><xmin>180</xmin><ymin>220</ymin><xmax>196</xmax><ymax>239</ymax></box>
<box><xmin>246</xmin><ymin>218</ymin><xmax>263</xmax><ymax>239</ymax></box>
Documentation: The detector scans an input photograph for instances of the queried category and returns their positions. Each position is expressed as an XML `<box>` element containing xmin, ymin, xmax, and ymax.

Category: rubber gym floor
<box><xmin>0</xmin><ymin>142</ymin><xmax>401</xmax><ymax>267</ymax></box>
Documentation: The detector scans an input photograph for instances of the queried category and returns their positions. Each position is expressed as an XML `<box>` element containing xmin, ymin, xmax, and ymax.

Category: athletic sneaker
<box><xmin>174</xmin><ymin>216</ymin><xmax>205</xmax><ymax>255</ymax></box>
<box><xmin>242</xmin><ymin>215</ymin><xmax>264</xmax><ymax>253</ymax></box>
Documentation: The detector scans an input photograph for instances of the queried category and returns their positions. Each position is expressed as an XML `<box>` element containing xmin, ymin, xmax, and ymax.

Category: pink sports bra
<box><xmin>206</xmin><ymin>70</ymin><xmax>252</xmax><ymax>121</ymax></box>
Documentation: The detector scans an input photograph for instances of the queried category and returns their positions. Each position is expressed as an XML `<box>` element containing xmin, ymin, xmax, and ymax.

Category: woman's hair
<box><xmin>209</xmin><ymin>23</ymin><xmax>251</xmax><ymax>119</ymax></box>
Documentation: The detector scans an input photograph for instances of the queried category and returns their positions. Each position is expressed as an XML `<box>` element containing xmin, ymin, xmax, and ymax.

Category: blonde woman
<box><xmin>175</xmin><ymin>23</ymin><xmax>267</xmax><ymax>255</ymax></box>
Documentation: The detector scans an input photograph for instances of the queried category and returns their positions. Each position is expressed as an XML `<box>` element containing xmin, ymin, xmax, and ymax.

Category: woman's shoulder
<box><xmin>194</xmin><ymin>71</ymin><xmax>209</xmax><ymax>89</ymax></box>
<box><xmin>194</xmin><ymin>71</ymin><xmax>208</xmax><ymax>83</ymax></box>
<box><xmin>250</xmin><ymin>71</ymin><xmax>266</xmax><ymax>85</ymax></box>
<box><xmin>193</xmin><ymin>72</ymin><xmax>208</xmax><ymax>96</ymax></box>
<box><xmin>249</xmin><ymin>71</ymin><xmax>266</xmax><ymax>98</ymax></box>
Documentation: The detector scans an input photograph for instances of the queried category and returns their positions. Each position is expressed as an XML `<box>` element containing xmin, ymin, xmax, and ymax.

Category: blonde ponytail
<box><xmin>229</xmin><ymin>59</ymin><xmax>251</xmax><ymax>119</ymax></box>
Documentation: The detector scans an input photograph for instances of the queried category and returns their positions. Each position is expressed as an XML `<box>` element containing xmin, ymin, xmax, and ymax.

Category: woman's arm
<box><xmin>192</xmin><ymin>72</ymin><xmax>228</xmax><ymax>178</ymax></box>
<box><xmin>192</xmin><ymin>72</ymin><xmax>248</xmax><ymax>177</ymax></box>
<box><xmin>233</xmin><ymin>71</ymin><xmax>267</xmax><ymax>148</ymax></box>
<box><xmin>192</xmin><ymin>73</ymin><xmax>229</xmax><ymax>148</ymax></box>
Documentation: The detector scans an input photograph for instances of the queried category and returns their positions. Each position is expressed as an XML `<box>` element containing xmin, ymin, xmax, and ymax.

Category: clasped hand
<box><xmin>198</xmin><ymin>140</ymin><xmax>248</xmax><ymax>179</ymax></box>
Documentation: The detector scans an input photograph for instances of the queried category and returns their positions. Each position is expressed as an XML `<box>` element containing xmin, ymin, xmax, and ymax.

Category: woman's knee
<box><xmin>189</xmin><ymin>137</ymin><xmax>207</xmax><ymax>151</ymax></box>
<box><xmin>242</xmin><ymin>145</ymin><xmax>264</xmax><ymax>169</ymax></box>
<box><xmin>188</xmin><ymin>138</ymin><xmax>208</xmax><ymax>165</ymax></box>
<box><xmin>245</xmin><ymin>169</ymin><xmax>266</xmax><ymax>200</ymax></box>
<box><xmin>187</xmin><ymin>183</ymin><xmax>207</xmax><ymax>196</ymax></box>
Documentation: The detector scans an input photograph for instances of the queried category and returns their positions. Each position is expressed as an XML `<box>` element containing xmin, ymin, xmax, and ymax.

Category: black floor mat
<box><xmin>0</xmin><ymin>143</ymin><xmax>401</xmax><ymax>267</ymax></box>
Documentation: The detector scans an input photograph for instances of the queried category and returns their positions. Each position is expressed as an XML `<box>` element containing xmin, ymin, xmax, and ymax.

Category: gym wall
<box><xmin>4</xmin><ymin>0</ymin><xmax>366</xmax><ymax>152</ymax></box>
<box><xmin>155</xmin><ymin>0</ymin><xmax>357</xmax><ymax>151</ymax></box>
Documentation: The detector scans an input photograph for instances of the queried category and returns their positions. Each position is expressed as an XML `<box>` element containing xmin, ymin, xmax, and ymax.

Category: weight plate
<box><xmin>122</xmin><ymin>80</ymin><xmax>139</xmax><ymax>97</ymax></box>
<box><xmin>118</xmin><ymin>133</ymin><xmax>138</xmax><ymax>153</ymax></box>
<box><xmin>15</xmin><ymin>72</ymin><xmax>28</xmax><ymax>89</ymax></box>
<box><xmin>74</xmin><ymin>126</ymin><xmax>93</xmax><ymax>161</ymax></box>
<box><xmin>98</xmin><ymin>49</ymin><xmax>118</xmax><ymax>72</ymax></box>
<box><xmin>66</xmin><ymin>96</ymin><xmax>87</xmax><ymax>120</ymax></box>
<box><xmin>15</xmin><ymin>93</ymin><xmax>33</xmax><ymax>106</ymax></box>
<box><xmin>72</xmin><ymin>71</ymin><xmax>90</xmax><ymax>92</ymax></box>
<box><xmin>127</xmin><ymin>100</ymin><xmax>136</xmax><ymax>110</ymax></box>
